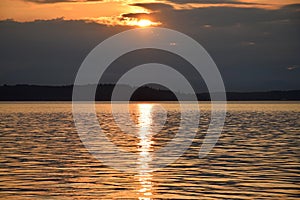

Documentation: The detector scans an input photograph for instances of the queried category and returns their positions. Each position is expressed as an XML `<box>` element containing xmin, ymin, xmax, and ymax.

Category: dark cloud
<box><xmin>23</xmin><ymin>0</ymin><xmax>101</xmax><ymax>4</ymax></box>
<box><xmin>121</xmin><ymin>13</ymin><xmax>151</xmax><ymax>20</ymax></box>
<box><xmin>130</xmin><ymin>3</ymin><xmax>174</xmax><ymax>11</ymax></box>
<box><xmin>166</xmin><ymin>0</ymin><xmax>259</xmax><ymax>5</ymax></box>
<box><xmin>0</xmin><ymin>5</ymin><xmax>299</xmax><ymax>91</ymax></box>
<box><xmin>281</xmin><ymin>3</ymin><xmax>300</xmax><ymax>10</ymax></box>
<box><xmin>0</xmin><ymin>18</ymin><xmax>127</xmax><ymax>85</ymax></box>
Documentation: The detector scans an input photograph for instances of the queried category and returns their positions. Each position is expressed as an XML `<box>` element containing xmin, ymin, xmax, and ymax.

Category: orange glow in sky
<box><xmin>0</xmin><ymin>0</ymin><xmax>298</xmax><ymax>26</ymax></box>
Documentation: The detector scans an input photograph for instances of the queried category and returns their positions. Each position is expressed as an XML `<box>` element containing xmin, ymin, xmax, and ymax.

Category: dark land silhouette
<box><xmin>0</xmin><ymin>85</ymin><xmax>300</xmax><ymax>101</ymax></box>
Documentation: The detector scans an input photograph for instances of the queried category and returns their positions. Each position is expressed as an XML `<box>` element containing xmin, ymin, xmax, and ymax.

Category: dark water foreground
<box><xmin>0</xmin><ymin>102</ymin><xmax>299</xmax><ymax>199</ymax></box>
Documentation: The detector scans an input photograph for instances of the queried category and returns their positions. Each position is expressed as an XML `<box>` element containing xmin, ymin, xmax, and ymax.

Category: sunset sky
<box><xmin>1</xmin><ymin>0</ymin><xmax>299</xmax><ymax>25</ymax></box>
<box><xmin>0</xmin><ymin>0</ymin><xmax>299</xmax><ymax>91</ymax></box>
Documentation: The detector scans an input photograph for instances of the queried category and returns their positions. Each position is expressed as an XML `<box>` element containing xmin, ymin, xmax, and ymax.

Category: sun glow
<box><xmin>137</xmin><ymin>19</ymin><xmax>152</xmax><ymax>27</ymax></box>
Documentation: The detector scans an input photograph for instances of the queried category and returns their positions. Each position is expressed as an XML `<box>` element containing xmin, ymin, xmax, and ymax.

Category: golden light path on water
<box><xmin>0</xmin><ymin>103</ymin><xmax>300</xmax><ymax>199</ymax></box>
<box><xmin>136</xmin><ymin>104</ymin><xmax>154</xmax><ymax>199</ymax></box>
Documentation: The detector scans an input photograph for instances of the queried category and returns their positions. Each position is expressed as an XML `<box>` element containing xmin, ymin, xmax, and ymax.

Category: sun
<box><xmin>137</xmin><ymin>19</ymin><xmax>152</xmax><ymax>27</ymax></box>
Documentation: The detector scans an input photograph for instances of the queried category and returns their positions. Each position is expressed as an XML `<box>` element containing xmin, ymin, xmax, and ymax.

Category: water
<box><xmin>0</xmin><ymin>102</ymin><xmax>299</xmax><ymax>199</ymax></box>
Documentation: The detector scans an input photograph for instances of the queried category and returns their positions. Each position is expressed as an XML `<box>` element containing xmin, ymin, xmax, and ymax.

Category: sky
<box><xmin>0</xmin><ymin>0</ymin><xmax>299</xmax><ymax>91</ymax></box>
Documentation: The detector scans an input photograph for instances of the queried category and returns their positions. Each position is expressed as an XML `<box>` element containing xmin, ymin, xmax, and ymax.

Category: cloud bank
<box><xmin>0</xmin><ymin>4</ymin><xmax>299</xmax><ymax>91</ymax></box>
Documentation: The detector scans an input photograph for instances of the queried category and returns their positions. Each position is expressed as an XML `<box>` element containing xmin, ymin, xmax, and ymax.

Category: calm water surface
<box><xmin>0</xmin><ymin>102</ymin><xmax>299</xmax><ymax>199</ymax></box>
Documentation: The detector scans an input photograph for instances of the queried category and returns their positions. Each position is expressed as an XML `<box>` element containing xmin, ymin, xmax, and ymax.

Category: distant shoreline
<box><xmin>1</xmin><ymin>85</ymin><xmax>300</xmax><ymax>101</ymax></box>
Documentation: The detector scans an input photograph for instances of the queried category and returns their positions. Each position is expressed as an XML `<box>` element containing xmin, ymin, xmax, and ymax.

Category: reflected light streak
<box><xmin>137</xmin><ymin>104</ymin><xmax>154</xmax><ymax>199</ymax></box>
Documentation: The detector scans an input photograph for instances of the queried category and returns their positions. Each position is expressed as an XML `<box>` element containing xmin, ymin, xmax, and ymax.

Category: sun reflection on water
<box><xmin>137</xmin><ymin>104</ymin><xmax>154</xmax><ymax>199</ymax></box>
